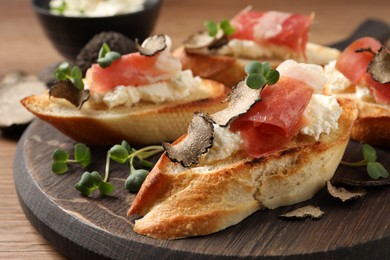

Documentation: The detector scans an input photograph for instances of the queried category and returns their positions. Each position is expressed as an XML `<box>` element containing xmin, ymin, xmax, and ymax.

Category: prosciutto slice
<box><xmin>230</xmin><ymin>9</ymin><xmax>312</xmax><ymax>58</ymax></box>
<box><xmin>230</xmin><ymin>76</ymin><xmax>314</xmax><ymax>158</ymax></box>
<box><xmin>86</xmin><ymin>49</ymin><xmax>182</xmax><ymax>94</ymax></box>
<box><xmin>336</xmin><ymin>37</ymin><xmax>390</xmax><ymax>105</ymax></box>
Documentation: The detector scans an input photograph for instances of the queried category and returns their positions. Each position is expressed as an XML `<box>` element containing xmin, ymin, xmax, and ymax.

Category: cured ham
<box><xmin>336</xmin><ymin>37</ymin><xmax>390</xmax><ymax>105</ymax></box>
<box><xmin>86</xmin><ymin>47</ymin><xmax>182</xmax><ymax>94</ymax></box>
<box><xmin>230</xmin><ymin>76</ymin><xmax>314</xmax><ymax>158</ymax></box>
<box><xmin>230</xmin><ymin>9</ymin><xmax>312</xmax><ymax>58</ymax></box>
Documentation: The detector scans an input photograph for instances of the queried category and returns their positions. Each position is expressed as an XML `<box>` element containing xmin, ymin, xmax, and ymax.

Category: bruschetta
<box><xmin>174</xmin><ymin>8</ymin><xmax>340</xmax><ymax>87</ymax></box>
<box><xmin>21</xmin><ymin>35</ymin><xmax>229</xmax><ymax>145</ymax></box>
<box><xmin>127</xmin><ymin>60</ymin><xmax>358</xmax><ymax>239</ymax></box>
<box><xmin>324</xmin><ymin>37</ymin><xmax>390</xmax><ymax>147</ymax></box>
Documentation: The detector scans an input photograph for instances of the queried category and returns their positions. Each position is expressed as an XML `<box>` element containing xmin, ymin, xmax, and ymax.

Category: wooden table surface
<box><xmin>1</xmin><ymin>0</ymin><xmax>389</xmax><ymax>259</ymax></box>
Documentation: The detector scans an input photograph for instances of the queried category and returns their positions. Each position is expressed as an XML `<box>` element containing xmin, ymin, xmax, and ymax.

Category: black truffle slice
<box><xmin>49</xmin><ymin>80</ymin><xmax>90</xmax><ymax>109</ymax></box>
<box><xmin>0</xmin><ymin>71</ymin><xmax>46</xmax><ymax>131</ymax></box>
<box><xmin>76</xmin><ymin>31</ymin><xmax>137</xmax><ymax>75</ymax></box>
<box><xmin>162</xmin><ymin>112</ymin><xmax>214</xmax><ymax>167</ymax></box>
<box><xmin>367</xmin><ymin>47</ymin><xmax>390</xmax><ymax>84</ymax></box>
<box><xmin>326</xmin><ymin>181</ymin><xmax>367</xmax><ymax>202</ymax></box>
<box><xmin>280</xmin><ymin>205</ymin><xmax>324</xmax><ymax>219</ymax></box>
<box><xmin>211</xmin><ymin>80</ymin><xmax>261</xmax><ymax>127</ymax></box>
<box><xmin>184</xmin><ymin>29</ymin><xmax>226</xmax><ymax>51</ymax></box>
<box><xmin>137</xmin><ymin>34</ymin><xmax>167</xmax><ymax>56</ymax></box>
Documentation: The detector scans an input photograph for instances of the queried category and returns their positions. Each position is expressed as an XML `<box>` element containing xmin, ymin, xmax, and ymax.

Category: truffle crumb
<box><xmin>280</xmin><ymin>205</ymin><xmax>324</xmax><ymax>219</ymax></box>
<box><xmin>326</xmin><ymin>181</ymin><xmax>367</xmax><ymax>202</ymax></box>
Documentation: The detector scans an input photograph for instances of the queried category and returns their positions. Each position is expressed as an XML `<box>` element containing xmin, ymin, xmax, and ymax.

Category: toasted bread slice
<box><xmin>325</xmin><ymin>92</ymin><xmax>390</xmax><ymax>147</ymax></box>
<box><xmin>173</xmin><ymin>43</ymin><xmax>340</xmax><ymax>87</ymax></box>
<box><xmin>21</xmin><ymin>79</ymin><xmax>228</xmax><ymax>145</ymax></box>
<box><xmin>127</xmin><ymin>99</ymin><xmax>357</xmax><ymax>239</ymax></box>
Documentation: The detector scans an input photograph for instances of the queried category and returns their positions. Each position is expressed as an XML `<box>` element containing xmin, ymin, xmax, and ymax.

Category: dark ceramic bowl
<box><xmin>32</xmin><ymin>0</ymin><xmax>162</xmax><ymax>61</ymax></box>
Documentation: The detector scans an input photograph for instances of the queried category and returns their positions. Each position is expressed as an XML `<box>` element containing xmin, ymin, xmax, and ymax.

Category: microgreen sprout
<box><xmin>97</xmin><ymin>43</ymin><xmax>121</xmax><ymax>68</ymax></box>
<box><xmin>52</xmin><ymin>141</ymin><xmax>162</xmax><ymax>196</ymax></box>
<box><xmin>51</xmin><ymin>143</ymin><xmax>91</xmax><ymax>174</ymax></box>
<box><xmin>108</xmin><ymin>141</ymin><xmax>164</xmax><ymax>193</ymax></box>
<box><xmin>54</xmin><ymin>62</ymin><xmax>84</xmax><ymax>89</ymax></box>
<box><xmin>74</xmin><ymin>171</ymin><xmax>114</xmax><ymax>196</ymax></box>
<box><xmin>204</xmin><ymin>20</ymin><xmax>236</xmax><ymax>37</ymax></box>
<box><xmin>244</xmin><ymin>61</ymin><xmax>280</xmax><ymax>89</ymax></box>
<box><xmin>341</xmin><ymin>144</ymin><xmax>389</xmax><ymax>180</ymax></box>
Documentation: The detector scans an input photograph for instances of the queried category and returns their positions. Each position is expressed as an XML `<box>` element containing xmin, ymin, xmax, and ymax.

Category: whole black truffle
<box><xmin>76</xmin><ymin>31</ymin><xmax>137</xmax><ymax>75</ymax></box>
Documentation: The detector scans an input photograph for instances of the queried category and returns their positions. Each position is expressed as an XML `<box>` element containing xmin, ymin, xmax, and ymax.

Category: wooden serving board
<box><xmin>13</xmin><ymin>119</ymin><xmax>390</xmax><ymax>259</ymax></box>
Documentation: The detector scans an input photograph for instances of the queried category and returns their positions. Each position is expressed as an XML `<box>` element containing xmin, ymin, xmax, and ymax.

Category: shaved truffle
<box><xmin>49</xmin><ymin>80</ymin><xmax>90</xmax><ymax>109</ymax></box>
<box><xmin>367</xmin><ymin>47</ymin><xmax>390</xmax><ymax>84</ymax></box>
<box><xmin>332</xmin><ymin>167</ymin><xmax>390</xmax><ymax>187</ymax></box>
<box><xmin>211</xmin><ymin>80</ymin><xmax>261</xmax><ymax>126</ymax></box>
<box><xmin>163</xmin><ymin>112</ymin><xmax>214</xmax><ymax>167</ymax></box>
<box><xmin>280</xmin><ymin>205</ymin><xmax>324</xmax><ymax>219</ymax></box>
<box><xmin>137</xmin><ymin>34</ymin><xmax>167</xmax><ymax>56</ymax></box>
<box><xmin>184</xmin><ymin>30</ymin><xmax>227</xmax><ymax>51</ymax></box>
<box><xmin>327</xmin><ymin>181</ymin><xmax>367</xmax><ymax>202</ymax></box>
<box><xmin>0</xmin><ymin>71</ymin><xmax>46</xmax><ymax>132</ymax></box>
<box><xmin>76</xmin><ymin>31</ymin><xmax>137</xmax><ymax>75</ymax></box>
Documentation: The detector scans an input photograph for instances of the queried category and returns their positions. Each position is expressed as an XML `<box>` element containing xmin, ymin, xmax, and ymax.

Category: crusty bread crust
<box><xmin>331</xmin><ymin>94</ymin><xmax>390</xmax><ymax>147</ymax></box>
<box><xmin>352</xmin><ymin>101</ymin><xmax>390</xmax><ymax>147</ymax></box>
<box><xmin>173</xmin><ymin>43</ymin><xmax>340</xmax><ymax>87</ymax></box>
<box><xmin>21</xmin><ymin>79</ymin><xmax>229</xmax><ymax>145</ymax></box>
<box><xmin>127</xmin><ymin>99</ymin><xmax>357</xmax><ymax>240</ymax></box>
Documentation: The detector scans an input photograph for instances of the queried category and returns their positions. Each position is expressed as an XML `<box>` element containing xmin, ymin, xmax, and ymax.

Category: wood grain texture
<box><xmin>2</xmin><ymin>0</ymin><xmax>390</xmax><ymax>259</ymax></box>
<box><xmin>13</xmin><ymin>119</ymin><xmax>390</xmax><ymax>259</ymax></box>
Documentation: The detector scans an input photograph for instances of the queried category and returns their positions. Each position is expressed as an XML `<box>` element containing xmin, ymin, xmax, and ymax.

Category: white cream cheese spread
<box><xmin>200</xmin><ymin>125</ymin><xmax>243</xmax><ymax>164</ymax></box>
<box><xmin>324</xmin><ymin>60</ymin><xmax>352</xmax><ymax>92</ymax></box>
<box><xmin>324</xmin><ymin>60</ymin><xmax>374</xmax><ymax>101</ymax></box>
<box><xmin>91</xmin><ymin>69</ymin><xmax>203</xmax><ymax>109</ymax></box>
<box><xmin>301</xmin><ymin>94</ymin><xmax>342</xmax><ymax>140</ymax></box>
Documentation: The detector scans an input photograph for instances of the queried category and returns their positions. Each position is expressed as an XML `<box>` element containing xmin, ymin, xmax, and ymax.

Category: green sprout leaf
<box><xmin>74</xmin><ymin>143</ymin><xmax>91</xmax><ymax>167</ymax></box>
<box><xmin>54</xmin><ymin>62</ymin><xmax>70</xmax><ymax>80</ymax></box>
<box><xmin>52</xmin><ymin>149</ymin><xmax>68</xmax><ymax>162</ymax></box>
<box><xmin>52</xmin><ymin>148</ymin><xmax>69</xmax><ymax>174</ymax></box>
<box><xmin>74</xmin><ymin>171</ymin><xmax>114</xmax><ymax>196</ymax></box>
<box><xmin>109</xmin><ymin>144</ymin><xmax>130</xmax><ymax>164</ymax></box>
<box><xmin>246</xmin><ymin>73</ymin><xmax>266</xmax><ymax>90</ymax></box>
<box><xmin>54</xmin><ymin>62</ymin><xmax>84</xmax><ymax>89</ymax></box>
<box><xmin>121</xmin><ymin>140</ymin><xmax>132</xmax><ymax>154</ymax></box>
<box><xmin>362</xmin><ymin>144</ymin><xmax>377</xmax><ymax>162</ymax></box>
<box><xmin>204</xmin><ymin>19</ymin><xmax>236</xmax><ymax>37</ymax></box>
<box><xmin>367</xmin><ymin>162</ymin><xmax>389</xmax><ymax>179</ymax></box>
<box><xmin>341</xmin><ymin>144</ymin><xmax>389</xmax><ymax>180</ymax></box>
<box><xmin>98</xmin><ymin>43</ymin><xmax>111</xmax><ymax>59</ymax></box>
<box><xmin>99</xmin><ymin>181</ymin><xmax>115</xmax><ymax>196</ymax></box>
<box><xmin>220</xmin><ymin>20</ymin><xmax>236</xmax><ymax>36</ymax></box>
<box><xmin>244</xmin><ymin>61</ymin><xmax>280</xmax><ymax>89</ymax></box>
<box><xmin>97</xmin><ymin>43</ymin><xmax>121</xmax><ymax>68</ymax></box>
<box><xmin>52</xmin><ymin>161</ymin><xmax>68</xmax><ymax>175</ymax></box>
<box><xmin>125</xmin><ymin>169</ymin><xmax>149</xmax><ymax>193</ymax></box>
<box><xmin>75</xmin><ymin>171</ymin><xmax>96</xmax><ymax>196</ymax></box>
<box><xmin>204</xmin><ymin>20</ymin><xmax>219</xmax><ymax>37</ymax></box>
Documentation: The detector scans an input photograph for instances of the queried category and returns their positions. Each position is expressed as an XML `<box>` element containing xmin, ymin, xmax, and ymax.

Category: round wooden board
<box><xmin>13</xmin><ymin>119</ymin><xmax>390</xmax><ymax>259</ymax></box>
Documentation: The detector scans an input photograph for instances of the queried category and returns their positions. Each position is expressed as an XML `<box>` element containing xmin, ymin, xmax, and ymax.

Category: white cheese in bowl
<box><xmin>49</xmin><ymin>0</ymin><xmax>146</xmax><ymax>17</ymax></box>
